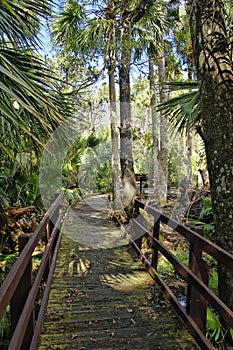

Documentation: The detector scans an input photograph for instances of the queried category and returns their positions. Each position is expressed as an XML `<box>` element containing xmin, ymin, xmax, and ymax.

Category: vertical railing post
<box><xmin>151</xmin><ymin>213</ymin><xmax>160</xmax><ymax>271</ymax></box>
<box><xmin>10</xmin><ymin>234</ymin><xmax>35</xmax><ymax>349</ymax></box>
<box><xmin>139</xmin><ymin>177</ymin><xmax>143</xmax><ymax>199</ymax></box>
<box><xmin>51</xmin><ymin>194</ymin><xmax>61</xmax><ymax>253</ymax></box>
<box><xmin>44</xmin><ymin>193</ymin><xmax>61</xmax><ymax>281</ymax></box>
<box><xmin>43</xmin><ymin>223</ymin><xmax>51</xmax><ymax>281</ymax></box>
<box><xmin>186</xmin><ymin>236</ymin><xmax>209</xmax><ymax>334</ymax></box>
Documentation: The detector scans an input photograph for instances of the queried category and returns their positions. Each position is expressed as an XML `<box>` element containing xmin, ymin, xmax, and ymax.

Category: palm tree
<box><xmin>52</xmin><ymin>0</ymin><xmax>124</xmax><ymax>210</ymax></box>
<box><xmin>132</xmin><ymin>2</ymin><xmax>169</xmax><ymax>204</ymax></box>
<box><xmin>0</xmin><ymin>0</ymin><xmax>69</xmax><ymax>208</ymax></box>
<box><xmin>0</xmin><ymin>0</ymin><xmax>65</xmax><ymax>150</ymax></box>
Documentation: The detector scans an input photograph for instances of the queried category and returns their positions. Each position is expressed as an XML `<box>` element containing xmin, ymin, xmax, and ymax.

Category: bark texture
<box><xmin>109</xmin><ymin>69</ymin><xmax>123</xmax><ymax>210</ymax></box>
<box><xmin>149</xmin><ymin>54</ymin><xmax>159</xmax><ymax>195</ymax></box>
<box><xmin>119</xmin><ymin>0</ymin><xmax>157</xmax><ymax>213</ymax></box>
<box><xmin>187</xmin><ymin>0</ymin><xmax>233</xmax><ymax>310</ymax></box>
<box><xmin>105</xmin><ymin>3</ymin><xmax>123</xmax><ymax>210</ymax></box>
<box><xmin>119</xmin><ymin>0</ymin><xmax>137</xmax><ymax>211</ymax></box>
<box><xmin>157</xmin><ymin>46</ymin><xmax>168</xmax><ymax>205</ymax></box>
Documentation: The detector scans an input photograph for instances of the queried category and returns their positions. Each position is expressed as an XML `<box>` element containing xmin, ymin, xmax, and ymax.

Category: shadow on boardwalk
<box><xmin>39</xmin><ymin>196</ymin><xmax>199</xmax><ymax>350</ymax></box>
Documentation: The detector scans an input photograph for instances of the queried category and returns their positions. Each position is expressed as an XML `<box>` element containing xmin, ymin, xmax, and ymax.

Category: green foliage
<box><xmin>0</xmin><ymin>0</ymin><xmax>66</xmax><ymax>136</ymax></box>
<box><xmin>207</xmin><ymin>308</ymin><xmax>224</xmax><ymax>346</ymax></box>
<box><xmin>0</xmin><ymin>243</ymin><xmax>17</xmax><ymax>340</ymax></box>
<box><xmin>95</xmin><ymin>159</ymin><xmax>112</xmax><ymax>193</ymax></box>
<box><xmin>188</xmin><ymin>198</ymin><xmax>215</xmax><ymax>239</ymax></box>
<box><xmin>167</xmin><ymin>134</ymin><xmax>188</xmax><ymax>187</ymax></box>
<box><xmin>157</xmin><ymin>246</ymin><xmax>190</xmax><ymax>276</ymax></box>
<box><xmin>206</xmin><ymin>308</ymin><xmax>233</xmax><ymax>349</ymax></box>
<box><xmin>52</xmin><ymin>0</ymin><xmax>85</xmax><ymax>50</ymax></box>
<box><xmin>63</xmin><ymin>188</ymin><xmax>82</xmax><ymax>204</ymax></box>
<box><xmin>208</xmin><ymin>268</ymin><xmax>218</xmax><ymax>296</ymax></box>
<box><xmin>62</xmin><ymin>130</ymin><xmax>110</xmax><ymax>197</ymax></box>
<box><xmin>0</xmin><ymin>0</ymin><xmax>78</xmax><ymax>208</ymax></box>
<box><xmin>231</xmin><ymin>328</ymin><xmax>233</xmax><ymax>342</ymax></box>
<box><xmin>0</xmin><ymin>306</ymin><xmax>10</xmax><ymax>340</ymax></box>
<box><xmin>157</xmin><ymin>81</ymin><xmax>200</xmax><ymax>135</ymax></box>
<box><xmin>0</xmin><ymin>253</ymin><xmax>17</xmax><ymax>290</ymax></box>
<box><xmin>0</xmin><ymin>150</ymin><xmax>41</xmax><ymax>207</ymax></box>
<box><xmin>200</xmin><ymin>198</ymin><xmax>212</xmax><ymax>218</ymax></box>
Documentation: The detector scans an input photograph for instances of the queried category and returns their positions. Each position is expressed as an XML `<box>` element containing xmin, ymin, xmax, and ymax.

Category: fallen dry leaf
<box><xmin>78</xmin><ymin>290</ymin><xmax>85</xmax><ymax>296</ymax></box>
<box><xmin>71</xmin><ymin>334</ymin><xmax>78</xmax><ymax>340</ymax></box>
<box><xmin>127</xmin><ymin>308</ymin><xmax>134</xmax><ymax>313</ymax></box>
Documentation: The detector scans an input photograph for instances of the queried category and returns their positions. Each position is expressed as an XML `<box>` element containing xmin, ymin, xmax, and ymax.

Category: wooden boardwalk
<box><xmin>38</xmin><ymin>196</ymin><xmax>199</xmax><ymax>350</ymax></box>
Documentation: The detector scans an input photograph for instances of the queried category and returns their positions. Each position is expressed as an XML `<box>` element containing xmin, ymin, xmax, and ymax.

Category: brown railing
<box><xmin>129</xmin><ymin>197</ymin><xmax>233</xmax><ymax>350</ymax></box>
<box><xmin>0</xmin><ymin>193</ymin><xmax>63</xmax><ymax>350</ymax></box>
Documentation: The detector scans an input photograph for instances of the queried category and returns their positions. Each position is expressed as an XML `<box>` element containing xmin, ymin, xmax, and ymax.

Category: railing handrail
<box><xmin>0</xmin><ymin>193</ymin><xmax>63</xmax><ymax>350</ymax></box>
<box><xmin>130</xmin><ymin>197</ymin><xmax>233</xmax><ymax>350</ymax></box>
<box><xmin>135</xmin><ymin>198</ymin><xmax>233</xmax><ymax>269</ymax></box>
<box><xmin>132</xmin><ymin>217</ymin><xmax>233</xmax><ymax>325</ymax></box>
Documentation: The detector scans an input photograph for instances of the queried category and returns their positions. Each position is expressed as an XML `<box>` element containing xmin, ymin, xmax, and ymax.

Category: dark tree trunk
<box><xmin>187</xmin><ymin>0</ymin><xmax>233</xmax><ymax>311</ymax></box>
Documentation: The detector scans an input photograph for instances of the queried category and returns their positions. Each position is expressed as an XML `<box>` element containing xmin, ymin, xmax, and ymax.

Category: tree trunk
<box><xmin>118</xmin><ymin>0</ymin><xmax>157</xmax><ymax>214</ymax></box>
<box><xmin>157</xmin><ymin>47</ymin><xmax>168</xmax><ymax>205</ymax></box>
<box><xmin>149</xmin><ymin>53</ymin><xmax>159</xmax><ymax>196</ymax></box>
<box><xmin>105</xmin><ymin>3</ymin><xmax>123</xmax><ymax>211</ymax></box>
<box><xmin>187</xmin><ymin>0</ymin><xmax>233</xmax><ymax>311</ymax></box>
<box><xmin>119</xmin><ymin>2</ymin><xmax>138</xmax><ymax>214</ymax></box>
<box><xmin>108</xmin><ymin>66</ymin><xmax>123</xmax><ymax>210</ymax></box>
<box><xmin>185</xmin><ymin>128</ymin><xmax>193</xmax><ymax>185</ymax></box>
<box><xmin>197</xmin><ymin>135</ymin><xmax>209</xmax><ymax>188</ymax></box>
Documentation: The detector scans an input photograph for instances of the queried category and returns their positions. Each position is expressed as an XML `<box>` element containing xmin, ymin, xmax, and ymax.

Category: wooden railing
<box><xmin>129</xmin><ymin>197</ymin><xmax>233</xmax><ymax>350</ymax></box>
<box><xmin>0</xmin><ymin>193</ymin><xmax>63</xmax><ymax>350</ymax></box>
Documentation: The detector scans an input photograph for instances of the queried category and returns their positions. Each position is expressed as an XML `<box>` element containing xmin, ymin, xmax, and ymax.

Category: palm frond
<box><xmin>132</xmin><ymin>2</ymin><xmax>169</xmax><ymax>61</ymax></box>
<box><xmin>0</xmin><ymin>0</ymin><xmax>69</xmax><ymax>148</ymax></box>
<box><xmin>0</xmin><ymin>48</ymin><xmax>65</xmax><ymax>130</ymax></box>
<box><xmin>156</xmin><ymin>81</ymin><xmax>201</xmax><ymax>134</ymax></box>
<box><xmin>0</xmin><ymin>0</ymin><xmax>53</xmax><ymax>48</ymax></box>
<box><xmin>52</xmin><ymin>0</ymin><xmax>85</xmax><ymax>49</ymax></box>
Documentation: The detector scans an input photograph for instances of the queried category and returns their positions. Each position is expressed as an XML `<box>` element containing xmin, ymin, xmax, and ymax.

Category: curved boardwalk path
<box><xmin>39</xmin><ymin>195</ymin><xmax>199</xmax><ymax>350</ymax></box>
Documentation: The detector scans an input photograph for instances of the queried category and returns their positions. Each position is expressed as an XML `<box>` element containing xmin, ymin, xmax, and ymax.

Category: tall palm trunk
<box><xmin>119</xmin><ymin>2</ymin><xmax>137</xmax><ymax>214</ymax></box>
<box><xmin>105</xmin><ymin>2</ymin><xmax>123</xmax><ymax>210</ymax></box>
<box><xmin>157</xmin><ymin>46</ymin><xmax>168</xmax><ymax>205</ymax></box>
<box><xmin>148</xmin><ymin>53</ymin><xmax>159</xmax><ymax>196</ymax></box>
<box><xmin>184</xmin><ymin>128</ymin><xmax>193</xmax><ymax>185</ymax></box>
<box><xmin>108</xmin><ymin>64</ymin><xmax>123</xmax><ymax>209</ymax></box>
<box><xmin>118</xmin><ymin>0</ymin><xmax>157</xmax><ymax>214</ymax></box>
